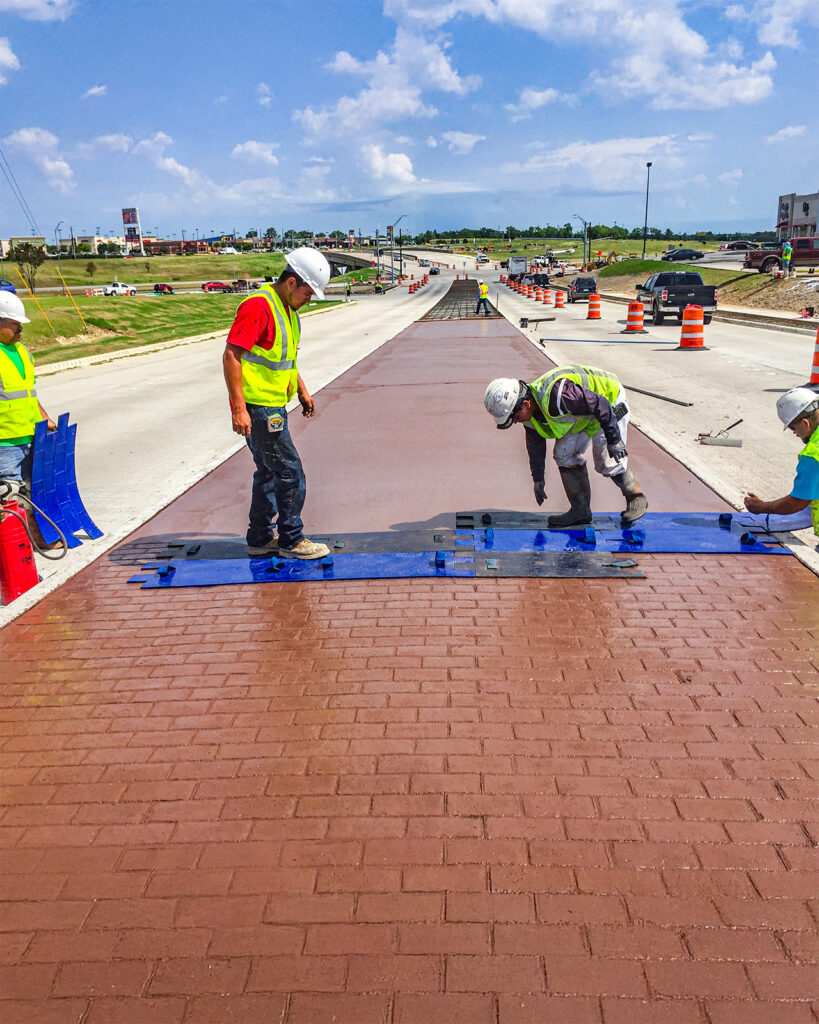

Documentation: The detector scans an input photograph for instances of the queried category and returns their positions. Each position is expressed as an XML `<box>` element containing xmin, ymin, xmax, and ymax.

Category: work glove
<box><xmin>533</xmin><ymin>480</ymin><xmax>546</xmax><ymax>506</ymax></box>
<box><xmin>608</xmin><ymin>442</ymin><xmax>627</xmax><ymax>462</ymax></box>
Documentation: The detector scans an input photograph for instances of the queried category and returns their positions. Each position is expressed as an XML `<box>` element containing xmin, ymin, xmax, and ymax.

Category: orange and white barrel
<box><xmin>811</xmin><ymin>325</ymin><xmax>819</xmax><ymax>383</ymax></box>
<box><xmin>677</xmin><ymin>304</ymin><xmax>706</xmax><ymax>349</ymax></box>
<box><xmin>623</xmin><ymin>301</ymin><xmax>646</xmax><ymax>333</ymax></box>
<box><xmin>554</xmin><ymin>290</ymin><xmax>565</xmax><ymax>309</ymax></box>
<box><xmin>587</xmin><ymin>293</ymin><xmax>601</xmax><ymax>320</ymax></box>
<box><xmin>542</xmin><ymin>288</ymin><xmax>552</xmax><ymax>305</ymax></box>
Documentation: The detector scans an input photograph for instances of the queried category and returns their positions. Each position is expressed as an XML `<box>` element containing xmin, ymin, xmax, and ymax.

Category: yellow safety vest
<box><xmin>479</xmin><ymin>284</ymin><xmax>488</xmax><ymax>299</ymax></box>
<box><xmin>527</xmin><ymin>365</ymin><xmax>620</xmax><ymax>440</ymax></box>
<box><xmin>238</xmin><ymin>284</ymin><xmax>301</xmax><ymax>407</ymax></box>
<box><xmin>798</xmin><ymin>427</ymin><xmax>819</xmax><ymax>536</ymax></box>
<box><xmin>0</xmin><ymin>342</ymin><xmax>40</xmax><ymax>442</ymax></box>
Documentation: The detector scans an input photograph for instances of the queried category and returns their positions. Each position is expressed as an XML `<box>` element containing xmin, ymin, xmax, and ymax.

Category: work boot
<box><xmin>547</xmin><ymin>466</ymin><xmax>592</xmax><ymax>528</ymax></box>
<box><xmin>278</xmin><ymin>537</ymin><xmax>331</xmax><ymax>560</ymax></box>
<box><xmin>247</xmin><ymin>535</ymin><xmax>279</xmax><ymax>557</ymax></box>
<box><xmin>613</xmin><ymin>469</ymin><xmax>648</xmax><ymax>523</ymax></box>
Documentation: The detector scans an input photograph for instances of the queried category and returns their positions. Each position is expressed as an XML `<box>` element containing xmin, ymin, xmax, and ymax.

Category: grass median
<box><xmin>22</xmin><ymin>292</ymin><xmax>340</xmax><ymax>365</ymax></box>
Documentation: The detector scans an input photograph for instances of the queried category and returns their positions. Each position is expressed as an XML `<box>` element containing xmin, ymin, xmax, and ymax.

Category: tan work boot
<box><xmin>613</xmin><ymin>469</ymin><xmax>648</xmax><ymax>523</ymax></box>
<box><xmin>247</xmin><ymin>535</ymin><xmax>279</xmax><ymax>556</ymax></box>
<box><xmin>278</xmin><ymin>538</ymin><xmax>330</xmax><ymax>560</ymax></box>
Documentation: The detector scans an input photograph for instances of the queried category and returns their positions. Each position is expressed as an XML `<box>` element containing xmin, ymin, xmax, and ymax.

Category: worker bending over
<box><xmin>484</xmin><ymin>366</ymin><xmax>648</xmax><ymax>527</ymax></box>
<box><xmin>738</xmin><ymin>387</ymin><xmax>819</xmax><ymax>542</ymax></box>
<box><xmin>223</xmin><ymin>248</ymin><xmax>331</xmax><ymax>560</ymax></box>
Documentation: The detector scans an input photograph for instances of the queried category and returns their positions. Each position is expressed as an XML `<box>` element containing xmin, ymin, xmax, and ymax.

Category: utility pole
<box><xmin>642</xmin><ymin>161</ymin><xmax>653</xmax><ymax>259</ymax></box>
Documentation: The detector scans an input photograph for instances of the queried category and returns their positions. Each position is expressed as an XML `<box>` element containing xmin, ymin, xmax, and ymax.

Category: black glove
<box><xmin>608</xmin><ymin>442</ymin><xmax>627</xmax><ymax>461</ymax></box>
<box><xmin>533</xmin><ymin>480</ymin><xmax>546</xmax><ymax>506</ymax></box>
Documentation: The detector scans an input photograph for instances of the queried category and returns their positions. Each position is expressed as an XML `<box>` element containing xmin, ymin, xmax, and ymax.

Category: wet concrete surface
<box><xmin>135</xmin><ymin>319</ymin><xmax>727</xmax><ymax>544</ymax></box>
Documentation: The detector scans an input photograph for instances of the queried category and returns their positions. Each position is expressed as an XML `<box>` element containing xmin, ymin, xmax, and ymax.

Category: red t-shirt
<box><xmin>227</xmin><ymin>295</ymin><xmax>296</xmax><ymax>352</ymax></box>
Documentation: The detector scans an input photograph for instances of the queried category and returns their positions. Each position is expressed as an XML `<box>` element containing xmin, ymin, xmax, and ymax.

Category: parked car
<box><xmin>0</xmin><ymin>279</ymin><xmax>16</xmax><ymax>294</ymax></box>
<box><xmin>418</xmin><ymin>259</ymin><xmax>430</xmax><ymax>267</ymax></box>
<box><xmin>662</xmin><ymin>248</ymin><xmax>705</xmax><ymax>262</ymax></box>
<box><xmin>217</xmin><ymin>246</ymin><xmax>238</xmax><ymax>255</ymax></box>
<box><xmin>723</xmin><ymin>240</ymin><xmax>758</xmax><ymax>251</ymax></box>
<box><xmin>202</xmin><ymin>281</ymin><xmax>234</xmax><ymax>293</ymax></box>
<box><xmin>743</xmin><ymin>236</ymin><xmax>819</xmax><ymax>274</ymax></box>
<box><xmin>566</xmin><ymin>277</ymin><xmax>597</xmax><ymax>302</ymax></box>
<box><xmin>635</xmin><ymin>270</ymin><xmax>718</xmax><ymax>325</ymax></box>
<box><xmin>428</xmin><ymin>266</ymin><xmax>440</xmax><ymax>275</ymax></box>
<box><xmin>153</xmin><ymin>283</ymin><xmax>174</xmax><ymax>295</ymax></box>
<box><xmin>102</xmin><ymin>282</ymin><xmax>136</xmax><ymax>296</ymax></box>
<box><xmin>231</xmin><ymin>279</ymin><xmax>260</xmax><ymax>292</ymax></box>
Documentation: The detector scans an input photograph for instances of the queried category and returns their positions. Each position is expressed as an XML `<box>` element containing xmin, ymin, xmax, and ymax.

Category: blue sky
<box><xmin>1</xmin><ymin>0</ymin><xmax>817</xmax><ymax>240</ymax></box>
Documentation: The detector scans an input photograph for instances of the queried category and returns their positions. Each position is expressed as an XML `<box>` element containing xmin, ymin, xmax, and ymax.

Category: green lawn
<box><xmin>415</xmin><ymin>238</ymin><xmax>710</xmax><ymax>261</ymax></box>
<box><xmin>598</xmin><ymin>259</ymin><xmax>745</xmax><ymax>286</ymax></box>
<box><xmin>21</xmin><ymin>292</ymin><xmax>339</xmax><ymax>365</ymax></box>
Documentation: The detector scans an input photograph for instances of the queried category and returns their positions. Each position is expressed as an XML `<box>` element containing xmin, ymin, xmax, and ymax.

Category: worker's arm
<box><xmin>744</xmin><ymin>493</ymin><xmax>809</xmax><ymax>515</ymax></box>
<box><xmin>37</xmin><ymin>401</ymin><xmax>57</xmax><ymax>431</ymax></box>
<box><xmin>296</xmin><ymin>373</ymin><xmax>315</xmax><ymax>418</ymax></box>
<box><xmin>223</xmin><ymin>344</ymin><xmax>251</xmax><ymax>437</ymax></box>
<box><xmin>552</xmin><ymin>381</ymin><xmax>622</xmax><ymax>449</ymax></box>
<box><xmin>525</xmin><ymin>424</ymin><xmax>547</xmax><ymax>481</ymax></box>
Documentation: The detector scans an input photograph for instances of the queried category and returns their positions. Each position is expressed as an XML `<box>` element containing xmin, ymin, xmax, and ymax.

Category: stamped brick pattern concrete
<box><xmin>1</xmin><ymin>550</ymin><xmax>818</xmax><ymax>1023</ymax></box>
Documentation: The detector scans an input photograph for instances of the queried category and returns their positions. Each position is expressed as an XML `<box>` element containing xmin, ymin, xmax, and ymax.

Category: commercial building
<box><xmin>776</xmin><ymin>190</ymin><xmax>819</xmax><ymax>239</ymax></box>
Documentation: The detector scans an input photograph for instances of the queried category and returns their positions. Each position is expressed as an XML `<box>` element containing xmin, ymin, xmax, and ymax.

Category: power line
<box><xmin>0</xmin><ymin>146</ymin><xmax>41</xmax><ymax>235</ymax></box>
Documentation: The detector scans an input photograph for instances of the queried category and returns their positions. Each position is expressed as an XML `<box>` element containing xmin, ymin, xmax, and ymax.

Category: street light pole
<box><xmin>642</xmin><ymin>161</ymin><xmax>653</xmax><ymax>259</ymax></box>
<box><xmin>55</xmin><ymin>220</ymin><xmax>64</xmax><ymax>273</ymax></box>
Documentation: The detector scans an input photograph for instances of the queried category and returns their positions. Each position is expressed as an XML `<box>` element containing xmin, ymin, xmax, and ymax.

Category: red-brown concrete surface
<box><xmin>2</xmin><ymin>317</ymin><xmax>818</xmax><ymax>1024</ymax></box>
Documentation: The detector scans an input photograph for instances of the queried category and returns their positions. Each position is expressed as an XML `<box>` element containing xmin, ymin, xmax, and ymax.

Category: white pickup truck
<box><xmin>102</xmin><ymin>282</ymin><xmax>136</xmax><ymax>296</ymax></box>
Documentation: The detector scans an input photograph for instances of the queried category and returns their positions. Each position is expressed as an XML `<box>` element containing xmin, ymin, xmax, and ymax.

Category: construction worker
<box><xmin>738</xmin><ymin>386</ymin><xmax>819</xmax><ymax>541</ymax></box>
<box><xmin>782</xmin><ymin>239</ymin><xmax>793</xmax><ymax>277</ymax></box>
<box><xmin>476</xmin><ymin>280</ymin><xmax>489</xmax><ymax>317</ymax></box>
<box><xmin>484</xmin><ymin>366</ymin><xmax>648</xmax><ymax>527</ymax></box>
<box><xmin>0</xmin><ymin>291</ymin><xmax>56</xmax><ymax>487</ymax></box>
<box><xmin>222</xmin><ymin>248</ymin><xmax>331</xmax><ymax>560</ymax></box>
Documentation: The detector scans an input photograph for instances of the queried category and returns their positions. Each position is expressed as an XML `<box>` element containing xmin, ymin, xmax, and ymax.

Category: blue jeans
<box><xmin>0</xmin><ymin>442</ymin><xmax>32</xmax><ymax>483</ymax></box>
<box><xmin>476</xmin><ymin>298</ymin><xmax>489</xmax><ymax>315</ymax></box>
<box><xmin>245</xmin><ymin>405</ymin><xmax>305</xmax><ymax>550</ymax></box>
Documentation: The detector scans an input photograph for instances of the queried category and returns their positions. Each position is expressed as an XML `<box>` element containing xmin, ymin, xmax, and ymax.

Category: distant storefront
<box><xmin>776</xmin><ymin>191</ymin><xmax>819</xmax><ymax>239</ymax></box>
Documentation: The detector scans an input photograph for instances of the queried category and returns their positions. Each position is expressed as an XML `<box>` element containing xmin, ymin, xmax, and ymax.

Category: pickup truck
<box><xmin>743</xmin><ymin>236</ymin><xmax>819</xmax><ymax>274</ymax></box>
<box><xmin>102</xmin><ymin>282</ymin><xmax>136</xmax><ymax>296</ymax></box>
<box><xmin>635</xmin><ymin>271</ymin><xmax>718</xmax><ymax>325</ymax></box>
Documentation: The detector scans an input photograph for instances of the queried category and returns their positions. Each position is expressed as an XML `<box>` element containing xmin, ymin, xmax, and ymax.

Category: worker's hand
<box><xmin>231</xmin><ymin>406</ymin><xmax>252</xmax><ymax>437</ymax></box>
<box><xmin>608</xmin><ymin>442</ymin><xmax>627</xmax><ymax>461</ymax></box>
<box><xmin>744</xmin><ymin>492</ymin><xmax>765</xmax><ymax>514</ymax></box>
<box><xmin>298</xmin><ymin>389</ymin><xmax>316</xmax><ymax>418</ymax></box>
<box><xmin>533</xmin><ymin>480</ymin><xmax>546</xmax><ymax>506</ymax></box>
<box><xmin>46</xmin><ymin>419</ymin><xmax>57</xmax><ymax>432</ymax></box>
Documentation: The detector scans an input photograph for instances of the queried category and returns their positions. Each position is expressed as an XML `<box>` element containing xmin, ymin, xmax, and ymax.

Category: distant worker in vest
<box><xmin>0</xmin><ymin>291</ymin><xmax>56</xmax><ymax>490</ymax></box>
<box><xmin>484</xmin><ymin>366</ymin><xmax>648</xmax><ymax>527</ymax></box>
<box><xmin>476</xmin><ymin>280</ymin><xmax>489</xmax><ymax>317</ymax></box>
<box><xmin>737</xmin><ymin>387</ymin><xmax>819</xmax><ymax>544</ymax></box>
<box><xmin>782</xmin><ymin>239</ymin><xmax>793</xmax><ymax>277</ymax></box>
<box><xmin>222</xmin><ymin>248</ymin><xmax>331</xmax><ymax>560</ymax></box>
<box><xmin>345</xmin><ymin>280</ymin><xmax>352</xmax><ymax>302</ymax></box>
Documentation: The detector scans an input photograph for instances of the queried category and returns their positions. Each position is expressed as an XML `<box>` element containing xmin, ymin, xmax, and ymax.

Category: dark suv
<box><xmin>153</xmin><ymin>283</ymin><xmax>174</xmax><ymax>295</ymax></box>
<box><xmin>567</xmin><ymin>277</ymin><xmax>596</xmax><ymax>302</ymax></box>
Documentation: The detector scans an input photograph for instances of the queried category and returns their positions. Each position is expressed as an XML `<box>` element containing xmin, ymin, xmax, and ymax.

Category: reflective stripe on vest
<box><xmin>479</xmin><ymin>284</ymin><xmax>488</xmax><ymax>298</ymax></box>
<box><xmin>799</xmin><ymin>427</ymin><xmax>819</xmax><ymax>537</ymax></box>
<box><xmin>0</xmin><ymin>343</ymin><xmax>39</xmax><ymax>441</ymax></box>
<box><xmin>238</xmin><ymin>284</ymin><xmax>301</xmax><ymax>406</ymax></box>
<box><xmin>528</xmin><ymin>365</ymin><xmax>620</xmax><ymax>440</ymax></box>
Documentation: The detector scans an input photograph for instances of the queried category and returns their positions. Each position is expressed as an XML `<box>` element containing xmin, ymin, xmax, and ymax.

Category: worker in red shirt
<box><xmin>222</xmin><ymin>249</ymin><xmax>331</xmax><ymax>559</ymax></box>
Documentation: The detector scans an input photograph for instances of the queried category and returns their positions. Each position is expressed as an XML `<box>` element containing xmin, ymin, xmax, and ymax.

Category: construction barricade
<box><xmin>554</xmin><ymin>290</ymin><xmax>565</xmax><ymax>309</ymax></box>
<box><xmin>543</xmin><ymin>288</ymin><xmax>552</xmax><ymax>306</ymax></box>
<box><xmin>587</xmin><ymin>293</ymin><xmax>601</xmax><ymax>320</ymax></box>
<box><xmin>811</xmin><ymin>326</ymin><xmax>819</xmax><ymax>384</ymax></box>
<box><xmin>622</xmin><ymin>301</ymin><xmax>647</xmax><ymax>334</ymax></box>
<box><xmin>676</xmin><ymin>304</ymin><xmax>708</xmax><ymax>350</ymax></box>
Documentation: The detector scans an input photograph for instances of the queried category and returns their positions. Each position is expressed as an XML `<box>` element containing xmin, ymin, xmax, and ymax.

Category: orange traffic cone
<box><xmin>622</xmin><ymin>301</ymin><xmax>646</xmax><ymax>334</ymax></box>
<box><xmin>543</xmin><ymin>288</ymin><xmax>552</xmax><ymax>305</ymax></box>
<box><xmin>587</xmin><ymin>293</ymin><xmax>601</xmax><ymax>319</ymax></box>
<box><xmin>554</xmin><ymin>290</ymin><xmax>565</xmax><ymax>309</ymax></box>
<box><xmin>676</xmin><ymin>305</ymin><xmax>708</xmax><ymax>350</ymax></box>
<box><xmin>527</xmin><ymin>284</ymin><xmax>534</xmax><ymax>299</ymax></box>
<box><xmin>811</xmin><ymin>326</ymin><xmax>819</xmax><ymax>384</ymax></box>
<box><xmin>535</xmin><ymin>287</ymin><xmax>543</xmax><ymax>302</ymax></box>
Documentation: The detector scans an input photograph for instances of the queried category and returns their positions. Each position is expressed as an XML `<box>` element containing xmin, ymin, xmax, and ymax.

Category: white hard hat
<box><xmin>777</xmin><ymin>387</ymin><xmax>819</xmax><ymax>429</ymax></box>
<box><xmin>284</xmin><ymin>247</ymin><xmax>331</xmax><ymax>300</ymax></box>
<box><xmin>479</xmin><ymin>279</ymin><xmax>484</xmax><ymax>284</ymax></box>
<box><xmin>0</xmin><ymin>290</ymin><xmax>30</xmax><ymax>324</ymax></box>
<box><xmin>484</xmin><ymin>377</ymin><xmax>521</xmax><ymax>429</ymax></box>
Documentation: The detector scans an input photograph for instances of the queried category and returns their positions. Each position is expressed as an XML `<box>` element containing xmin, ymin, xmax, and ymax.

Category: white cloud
<box><xmin>360</xmin><ymin>143</ymin><xmax>416</xmax><ymax>186</ymax></box>
<box><xmin>0</xmin><ymin>0</ymin><xmax>74</xmax><ymax>19</ymax></box>
<box><xmin>76</xmin><ymin>132</ymin><xmax>133</xmax><ymax>156</ymax></box>
<box><xmin>0</xmin><ymin>37</ymin><xmax>20</xmax><ymax>84</ymax></box>
<box><xmin>4</xmin><ymin>126</ymin><xmax>75</xmax><ymax>193</ymax></box>
<box><xmin>296</xmin><ymin>27</ymin><xmax>479</xmax><ymax>138</ymax></box>
<box><xmin>81</xmin><ymin>84</ymin><xmax>106</xmax><ymax>99</ymax></box>
<box><xmin>257</xmin><ymin>82</ymin><xmax>272</xmax><ymax>107</ymax></box>
<box><xmin>214</xmin><ymin>95</ymin><xmax>227</xmax><ymax>105</ymax></box>
<box><xmin>687</xmin><ymin>133</ymin><xmax>714</xmax><ymax>143</ymax></box>
<box><xmin>765</xmin><ymin>124</ymin><xmax>807</xmax><ymax>144</ymax></box>
<box><xmin>440</xmin><ymin>130</ymin><xmax>485</xmax><ymax>155</ymax></box>
<box><xmin>231</xmin><ymin>140</ymin><xmax>279</xmax><ymax>166</ymax></box>
<box><xmin>512</xmin><ymin>134</ymin><xmax>680</xmax><ymax>191</ymax></box>
<box><xmin>426</xmin><ymin>136</ymin><xmax>438</xmax><ymax>148</ymax></box>
<box><xmin>132</xmin><ymin>131</ymin><xmax>202</xmax><ymax>188</ymax></box>
<box><xmin>718</xmin><ymin>169</ymin><xmax>743</xmax><ymax>183</ymax></box>
<box><xmin>756</xmin><ymin>0</ymin><xmax>819</xmax><ymax>47</ymax></box>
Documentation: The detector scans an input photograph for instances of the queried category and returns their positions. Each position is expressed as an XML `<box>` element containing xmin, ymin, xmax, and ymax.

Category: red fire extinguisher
<box><xmin>0</xmin><ymin>498</ymin><xmax>40</xmax><ymax>605</ymax></box>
